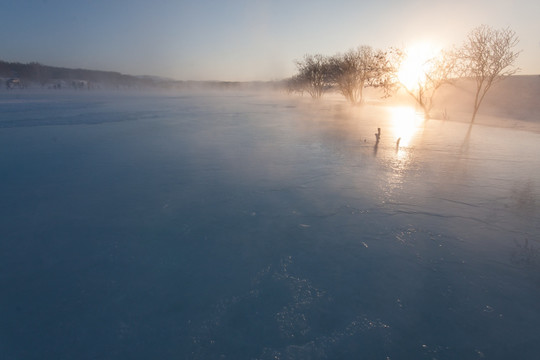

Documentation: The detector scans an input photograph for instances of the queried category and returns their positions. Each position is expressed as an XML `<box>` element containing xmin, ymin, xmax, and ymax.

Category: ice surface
<box><xmin>0</xmin><ymin>90</ymin><xmax>539</xmax><ymax>359</ymax></box>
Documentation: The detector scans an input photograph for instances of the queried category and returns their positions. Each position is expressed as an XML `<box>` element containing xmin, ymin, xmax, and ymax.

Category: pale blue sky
<box><xmin>1</xmin><ymin>0</ymin><xmax>538</xmax><ymax>80</ymax></box>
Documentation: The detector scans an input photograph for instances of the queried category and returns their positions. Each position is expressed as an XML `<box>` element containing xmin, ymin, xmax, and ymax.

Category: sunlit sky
<box><xmin>2</xmin><ymin>0</ymin><xmax>539</xmax><ymax>81</ymax></box>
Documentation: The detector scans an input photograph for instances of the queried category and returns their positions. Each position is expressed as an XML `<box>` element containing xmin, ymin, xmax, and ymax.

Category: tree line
<box><xmin>0</xmin><ymin>61</ymin><xmax>287</xmax><ymax>92</ymax></box>
<box><xmin>0</xmin><ymin>61</ymin><xmax>166</xmax><ymax>89</ymax></box>
<box><xmin>287</xmin><ymin>25</ymin><xmax>520</xmax><ymax>123</ymax></box>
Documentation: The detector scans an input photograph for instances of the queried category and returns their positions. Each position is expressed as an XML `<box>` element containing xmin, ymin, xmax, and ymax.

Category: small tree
<box><xmin>328</xmin><ymin>46</ymin><xmax>384</xmax><ymax>104</ymax></box>
<box><xmin>400</xmin><ymin>49</ymin><xmax>458</xmax><ymax>119</ymax></box>
<box><xmin>286</xmin><ymin>74</ymin><xmax>306</xmax><ymax>96</ymax></box>
<box><xmin>459</xmin><ymin>25</ymin><xmax>520</xmax><ymax>123</ymax></box>
<box><xmin>293</xmin><ymin>54</ymin><xmax>332</xmax><ymax>99</ymax></box>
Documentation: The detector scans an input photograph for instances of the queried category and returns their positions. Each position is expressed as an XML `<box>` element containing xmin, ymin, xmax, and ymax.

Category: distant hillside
<box><xmin>0</xmin><ymin>60</ymin><xmax>285</xmax><ymax>91</ymax></box>
<box><xmin>0</xmin><ymin>60</ymin><xmax>168</xmax><ymax>89</ymax></box>
<box><xmin>432</xmin><ymin>75</ymin><xmax>540</xmax><ymax>124</ymax></box>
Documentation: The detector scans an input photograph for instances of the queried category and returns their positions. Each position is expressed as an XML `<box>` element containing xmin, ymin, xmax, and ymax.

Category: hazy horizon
<box><xmin>2</xmin><ymin>0</ymin><xmax>539</xmax><ymax>81</ymax></box>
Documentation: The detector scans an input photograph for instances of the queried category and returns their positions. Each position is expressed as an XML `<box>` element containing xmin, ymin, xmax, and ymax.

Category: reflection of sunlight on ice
<box><xmin>389</xmin><ymin>106</ymin><xmax>424</xmax><ymax>148</ymax></box>
<box><xmin>378</xmin><ymin>106</ymin><xmax>424</xmax><ymax>202</ymax></box>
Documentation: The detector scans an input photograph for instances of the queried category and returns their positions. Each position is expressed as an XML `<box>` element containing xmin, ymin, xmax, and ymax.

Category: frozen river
<box><xmin>1</xmin><ymin>91</ymin><xmax>539</xmax><ymax>359</ymax></box>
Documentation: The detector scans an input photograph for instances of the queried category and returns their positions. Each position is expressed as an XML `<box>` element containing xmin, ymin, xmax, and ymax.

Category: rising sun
<box><xmin>398</xmin><ymin>42</ymin><xmax>440</xmax><ymax>90</ymax></box>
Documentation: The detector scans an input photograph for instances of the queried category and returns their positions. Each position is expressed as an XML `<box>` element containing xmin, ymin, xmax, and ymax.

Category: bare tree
<box><xmin>286</xmin><ymin>74</ymin><xmax>306</xmax><ymax>96</ymax></box>
<box><xmin>400</xmin><ymin>49</ymin><xmax>458</xmax><ymax>119</ymax></box>
<box><xmin>328</xmin><ymin>46</ymin><xmax>384</xmax><ymax>104</ymax></box>
<box><xmin>459</xmin><ymin>25</ymin><xmax>520</xmax><ymax>123</ymax></box>
<box><xmin>372</xmin><ymin>47</ymin><xmax>404</xmax><ymax>98</ymax></box>
<box><xmin>293</xmin><ymin>54</ymin><xmax>332</xmax><ymax>99</ymax></box>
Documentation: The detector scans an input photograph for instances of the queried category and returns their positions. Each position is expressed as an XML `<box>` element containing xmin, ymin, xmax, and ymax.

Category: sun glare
<box><xmin>398</xmin><ymin>43</ymin><xmax>440</xmax><ymax>90</ymax></box>
<box><xmin>389</xmin><ymin>106</ymin><xmax>424</xmax><ymax>148</ymax></box>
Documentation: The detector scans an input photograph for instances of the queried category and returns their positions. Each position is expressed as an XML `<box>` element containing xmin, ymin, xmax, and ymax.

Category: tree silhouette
<box><xmin>292</xmin><ymin>54</ymin><xmax>332</xmax><ymax>99</ymax></box>
<box><xmin>328</xmin><ymin>46</ymin><xmax>385</xmax><ymax>104</ymax></box>
<box><xmin>458</xmin><ymin>25</ymin><xmax>520</xmax><ymax>123</ymax></box>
